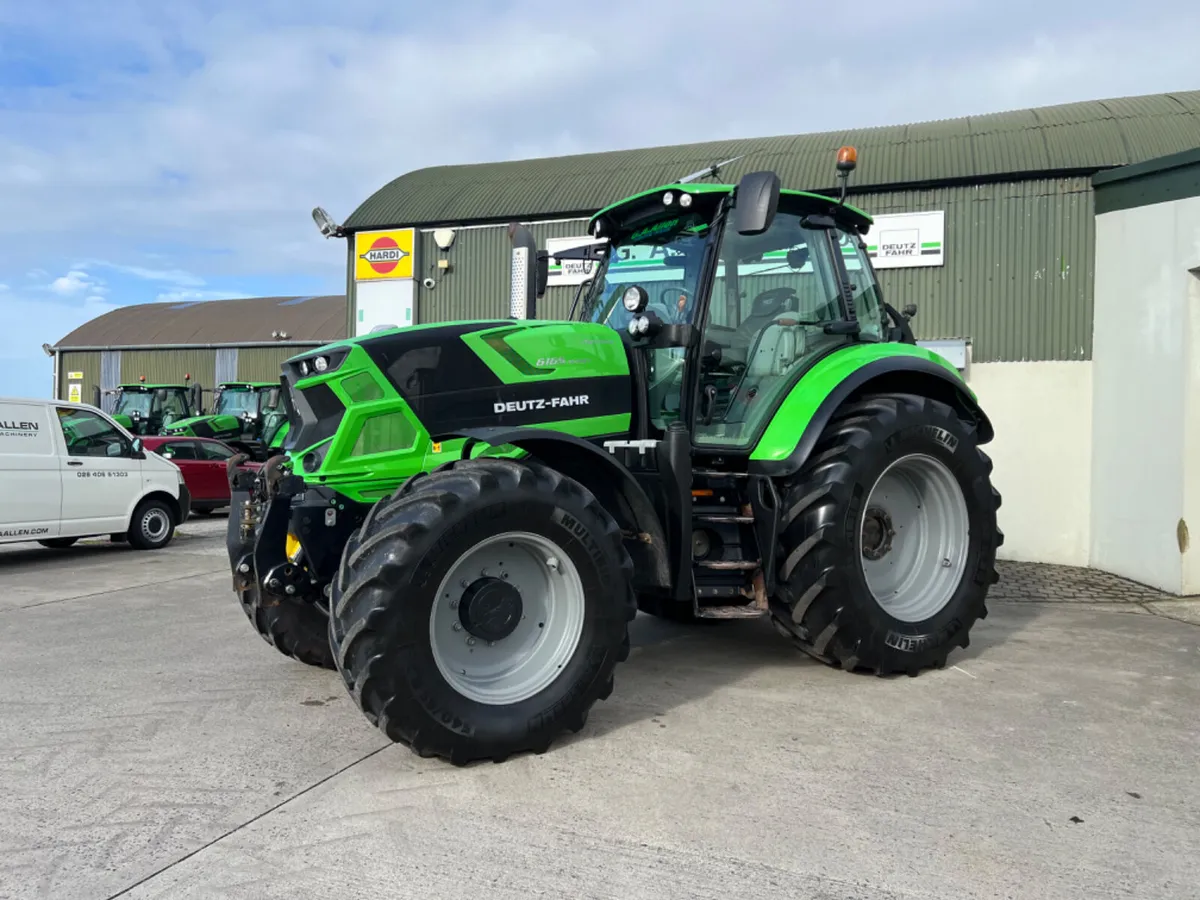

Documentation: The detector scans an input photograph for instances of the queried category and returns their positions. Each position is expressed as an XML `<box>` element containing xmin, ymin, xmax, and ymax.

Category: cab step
<box><xmin>696</xmin><ymin>559</ymin><xmax>759</xmax><ymax>570</ymax></box>
<box><xmin>695</xmin><ymin>514</ymin><xmax>754</xmax><ymax>524</ymax></box>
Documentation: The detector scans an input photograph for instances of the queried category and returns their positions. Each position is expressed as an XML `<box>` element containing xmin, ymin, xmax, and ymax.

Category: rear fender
<box><xmin>436</xmin><ymin>426</ymin><xmax>671</xmax><ymax>590</ymax></box>
<box><xmin>748</xmin><ymin>355</ymin><xmax>993</xmax><ymax>478</ymax></box>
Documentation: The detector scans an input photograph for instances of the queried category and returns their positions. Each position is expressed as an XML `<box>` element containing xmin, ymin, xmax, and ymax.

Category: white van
<box><xmin>0</xmin><ymin>397</ymin><xmax>191</xmax><ymax>550</ymax></box>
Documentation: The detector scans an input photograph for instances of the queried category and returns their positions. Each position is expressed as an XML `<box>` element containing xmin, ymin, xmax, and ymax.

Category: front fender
<box><xmin>748</xmin><ymin>344</ymin><xmax>993</xmax><ymax>478</ymax></box>
<box><xmin>433</xmin><ymin>426</ymin><xmax>672</xmax><ymax>590</ymax></box>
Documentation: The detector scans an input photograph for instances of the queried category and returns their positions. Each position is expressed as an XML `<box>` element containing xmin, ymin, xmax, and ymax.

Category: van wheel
<box><xmin>128</xmin><ymin>498</ymin><xmax>176</xmax><ymax>550</ymax></box>
<box><xmin>39</xmin><ymin>537</ymin><xmax>79</xmax><ymax>549</ymax></box>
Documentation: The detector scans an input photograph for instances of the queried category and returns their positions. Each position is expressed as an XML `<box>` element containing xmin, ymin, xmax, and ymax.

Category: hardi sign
<box><xmin>354</xmin><ymin>228</ymin><xmax>415</xmax><ymax>281</ymax></box>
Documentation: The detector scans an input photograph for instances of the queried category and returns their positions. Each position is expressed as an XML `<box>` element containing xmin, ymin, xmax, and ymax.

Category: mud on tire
<box><xmin>770</xmin><ymin>392</ymin><xmax>1002</xmax><ymax>675</ymax></box>
<box><xmin>328</xmin><ymin>457</ymin><xmax>636</xmax><ymax>766</ymax></box>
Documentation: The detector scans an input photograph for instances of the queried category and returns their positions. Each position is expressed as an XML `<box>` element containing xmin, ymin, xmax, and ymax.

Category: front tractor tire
<box><xmin>329</xmin><ymin>458</ymin><xmax>636</xmax><ymax>766</ymax></box>
<box><xmin>771</xmin><ymin>392</ymin><xmax>1002</xmax><ymax>676</ymax></box>
<box><xmin>235</xmin><ymin>576</ymin><xmax>336</xmax><ymax>670</ymax></box>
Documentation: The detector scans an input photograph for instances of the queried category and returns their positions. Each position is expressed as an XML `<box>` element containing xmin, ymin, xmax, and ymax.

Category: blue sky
<box><xmin>2</xmin><ymin>0</ymin><xmax>1199</xmax><ymax>398</ymax></box>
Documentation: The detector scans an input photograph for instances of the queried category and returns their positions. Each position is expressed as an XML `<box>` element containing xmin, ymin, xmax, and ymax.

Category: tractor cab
<box><xmin>109</xmin><ymin>380</ymin><xmax>199</xmax><ymax>435</ymax></box>
<box><xmin>163</xmin><ymin>382</ymin><xmax>284</xmax><ymax>460</ymax></box>
<box><xmin>575</xmin><ymin>162</ymin><xmax>893</xmax><ymax>451</ymax></box>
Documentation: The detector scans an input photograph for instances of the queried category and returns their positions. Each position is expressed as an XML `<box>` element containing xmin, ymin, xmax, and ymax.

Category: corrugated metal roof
<box><xmin>55</xmin><ymin>294</ymin><xmax>348</xmax><ymax>350</ymax></box>
<box><xmin>345</xmin><ymin>90</ymin><xmax>1200</xmax><ymax>230</ymax></box>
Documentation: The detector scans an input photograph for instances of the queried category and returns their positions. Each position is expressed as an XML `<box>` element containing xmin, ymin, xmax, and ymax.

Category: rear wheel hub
<box><xmin>459</xmin><ymin>577</ymin><xmax>523</xmax><ymax>642</ymax></box>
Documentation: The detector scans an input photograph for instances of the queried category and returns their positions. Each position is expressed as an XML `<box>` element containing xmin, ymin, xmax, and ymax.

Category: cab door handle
<box><xmin>67</xmin><ymin>461</ymin><xmax>83</xmax><ymax>466</ymax></box>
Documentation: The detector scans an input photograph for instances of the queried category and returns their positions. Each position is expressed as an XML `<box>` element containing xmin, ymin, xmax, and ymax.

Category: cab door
<box><xmin>54</xmin><ymin>406</ymin><xmax>142</xmax><ymax>534</ymax></box>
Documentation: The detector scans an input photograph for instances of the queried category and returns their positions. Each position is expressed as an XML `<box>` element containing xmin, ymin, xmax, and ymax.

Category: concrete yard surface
<box><xmin>1</xmin><ymin>520</ymin><xmax>1198</xmax><ymax>899</ymax></box>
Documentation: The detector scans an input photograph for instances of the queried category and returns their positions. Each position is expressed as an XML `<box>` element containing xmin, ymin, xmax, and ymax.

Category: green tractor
<box><xmin>227</xmin><ymin>149</ymin><xmax>1002</xmax><ymax>766</ymax></box>
<box><xmin>164</xmin><ymin>381</ymin><xmax>288</xmax><ymax>460</ymax></box>
<box><xmin>107</xmin><ymin>379</ymin><xmax>201</xmax><ymax>435</ymax></box>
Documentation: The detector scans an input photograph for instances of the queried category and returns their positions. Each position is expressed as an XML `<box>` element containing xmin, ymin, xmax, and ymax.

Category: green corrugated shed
<box><xmin>236</xmin><ymin>347</ymin><xmax>299</xmax><ymax>384</ymax></box>
<box><xmin>347</xmin><ymin>91</ymin><xmax>1200</xmax><ymax>230</ymax></box>
<box><xmin>57</xmin><ymin>351</ymin><xmax>102</xmax><ymax>401</ymax></box>
<box><xmin>119</xmin><ymin>349</ymin><xmax>216</xmax><ymax>389</ymax></box>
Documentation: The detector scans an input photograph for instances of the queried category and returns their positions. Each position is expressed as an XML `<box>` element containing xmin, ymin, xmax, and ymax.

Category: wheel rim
<box><xmin>859</xmin><ymin>453</ymin><xmax>970</xmax><ymax>623</ymax></box>
<box><xmin>430</xmin><ymin>531</ymin><xmax>585</xmax><ymax>705</ymax></box>
<box><xmin>142</xmin><ymin>508</ymin><xmax>170</xmax><ymax>543</ymax></box>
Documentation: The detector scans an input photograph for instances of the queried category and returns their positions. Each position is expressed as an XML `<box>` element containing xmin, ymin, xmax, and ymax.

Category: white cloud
<box><xmin>48</xmin><ymin>270</ymin><xmax>100</xmax><ymax>296</ymax></box>
<box><xmin>0</xmin><ymin>283</ymin><xmax>9</xmax><ymax>291</ymax></box>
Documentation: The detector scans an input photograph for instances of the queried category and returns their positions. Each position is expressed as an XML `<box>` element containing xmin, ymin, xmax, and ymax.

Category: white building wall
<box><xmin>1090</xmin><ymin>194</ymin><xmax>1200</xmax><ymax>594</ymax></box>
<box><xmin>964</xmin><ymin>361</ymin><xmax>1093</xmax><ymax>567</ymax></box>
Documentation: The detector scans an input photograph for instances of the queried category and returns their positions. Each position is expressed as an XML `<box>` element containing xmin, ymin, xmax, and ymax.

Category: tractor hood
<box><xmin>278</xmin><ymin>318</ymin><xmax>633</xmax><ymax>464</ymax></box>
<box><xmin>162</xmin><ymin>413</ymin><xmax>242</xmax><ymax>438</ymax></box>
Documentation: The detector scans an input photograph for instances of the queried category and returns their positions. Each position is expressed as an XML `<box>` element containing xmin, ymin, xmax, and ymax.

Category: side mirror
<box><xmin>130</xmin><ymin>437</ymin><xmax>144</xmax><ymax>458</ymax></box>
<box><xmin>267</xmin><ymin>388</ymin><xmax>281</xmax><ymax>409</ymax></box>
<box><xmin>91</xmin><ymin>385</ymin><xmax>101</xmax><ymax>408</ymax></box>
<box><xmin>732</xmin><ymin>170</ymin><xmax>781</xmax><ymax>236</ymax></box>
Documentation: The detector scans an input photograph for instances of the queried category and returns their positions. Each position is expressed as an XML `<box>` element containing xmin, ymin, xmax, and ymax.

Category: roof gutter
<box><xmin>52</xmin><ymin>340</ymin><xmax>332</xmax><ymax>352</ymax></box>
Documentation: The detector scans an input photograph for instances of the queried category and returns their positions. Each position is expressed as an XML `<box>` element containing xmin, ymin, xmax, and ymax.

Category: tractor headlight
<box><xmin>662</xmin><ymin>191</ymin><xmax>674</xmax><ymax>206</ymax></box>
<box><xmin>627</xmin><ymin>315</ymin><xmax>651</xmax><ymax>337</ymax></box>
<box><xmin>299</xmin><ymin>360</ymin><xmax>310</xmax><ymax>376</ymax></box>
<box><xmin>679</xmin><ymin>192</ymin><xmax>693</xmax><ymax>208</ymax></box>
<box><xmin>313</xmin><ymin>356</ymin><xmax>329</xmax><ymax>372</ymax></box>
<box><xmin>622</xmin><ymin>285</ymin><xmax>648</xmax><ymax>313</ymax></box>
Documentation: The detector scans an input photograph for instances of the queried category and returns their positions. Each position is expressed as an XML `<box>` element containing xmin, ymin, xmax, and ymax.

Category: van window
<box><xmin>56</xmin><ymin>408</ymin><xmax>132</xmax><ymax>458</ymax></box>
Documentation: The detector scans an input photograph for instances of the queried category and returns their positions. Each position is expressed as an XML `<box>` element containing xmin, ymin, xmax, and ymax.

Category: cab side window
<box><xmin>55</xmin><ymin>408</ymin><xmax>132</xmax><ymax>458</ymax></box>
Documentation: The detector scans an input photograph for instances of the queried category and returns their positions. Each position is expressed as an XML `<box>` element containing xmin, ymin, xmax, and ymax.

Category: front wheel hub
<box><xmin>459</xmin><ymin>577</ymin><xmax>523</xmax><ymax>642</ymax></box>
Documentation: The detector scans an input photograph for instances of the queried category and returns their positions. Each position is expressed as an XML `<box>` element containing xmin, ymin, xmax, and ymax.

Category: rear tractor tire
<box><xmin>329</xmin><ymin>458</ymin><xmax>636</xmax><ymax>766</ymax></box>
<box><xmin>771</xmin><ymin>392</ymin><xmax>1002</xmax><ymax>676</ymax></box>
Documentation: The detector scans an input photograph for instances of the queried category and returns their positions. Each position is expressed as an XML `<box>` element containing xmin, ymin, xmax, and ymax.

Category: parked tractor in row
<box><xmin>162</xmin><ymin>381</ymin><xmax>289</xmax><ymax>461</ymax></box>
<box><xmin>96</xmin><ymin>379</ymin><xmax>288</xmax><ymax>460</ymax></box>
<box><xmin>107</xmin><ymin>379</ymin><xmax>201</xmax><ymax>435</ymax></box>
<box><xmin>226</xmin><ymin>148</ymin><xmax>1002</xmax><ymax>767</ymax></box>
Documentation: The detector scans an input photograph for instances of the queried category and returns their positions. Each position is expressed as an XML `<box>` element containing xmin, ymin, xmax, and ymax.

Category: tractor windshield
<box><xmin>215</xmin><ymin>389</ymin><xmax>258</xmax><ymax>417</ymax></box>
<box><xmin>577</xmin><ymin>213</ymin><xmax>711</xmax><ymax>332</ymax></box>
<box><xmin>113</xmin><ymin>391</ymin><xmax>153</xmax><ymax>417</ymax></box>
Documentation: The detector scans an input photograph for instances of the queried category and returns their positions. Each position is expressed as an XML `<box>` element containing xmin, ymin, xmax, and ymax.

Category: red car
<box><xmin>140</xmin><ymin>436</ymin><xmax>262</xmax><ymax>516</ymax></box>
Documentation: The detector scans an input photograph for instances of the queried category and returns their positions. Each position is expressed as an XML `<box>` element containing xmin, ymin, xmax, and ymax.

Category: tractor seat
<box><xmin>736</xmin><ymin>290</ymin><xmax>798</xmax><ymax>344</ymax></box>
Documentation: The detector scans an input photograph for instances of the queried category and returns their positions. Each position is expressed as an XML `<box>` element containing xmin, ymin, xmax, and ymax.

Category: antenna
<box><xmin>677</xmin><ymin>154</ymin><xmax>744</xmax><ymax>185</ymax></box>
